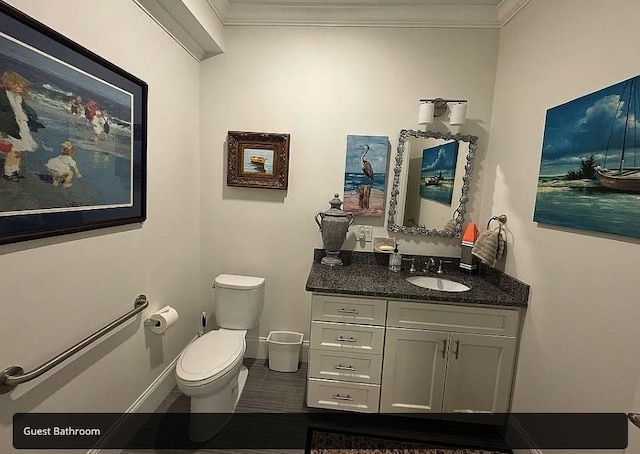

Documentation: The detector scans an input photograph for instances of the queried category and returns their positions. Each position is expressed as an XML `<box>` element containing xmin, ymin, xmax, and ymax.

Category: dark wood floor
<box><xmin>155</xmin><ymin>358</ymin><xmax>308</xmax><ymax>414</ymax></box>
<box><xmin>121</xmin><ymin>359</ymin><xmax>511</xmax><ymax>453</ymax></box>
<box><xmin>122</xmin><ymin>358</ymin><xmax>308</xmax><ymax>453</ymax></box>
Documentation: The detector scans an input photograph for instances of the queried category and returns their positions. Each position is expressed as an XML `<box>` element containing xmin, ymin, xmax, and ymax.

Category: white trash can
<box><xmin>266</xmin><ymin>331</ymin><xmax>304</xmax><ymax>372</ymax></box>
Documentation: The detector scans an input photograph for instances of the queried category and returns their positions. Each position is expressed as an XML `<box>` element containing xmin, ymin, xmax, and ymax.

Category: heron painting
<box><xmin>343</xmin><ymin>135</ymin><xmax>389</xmax><ymax>217</ymax></box>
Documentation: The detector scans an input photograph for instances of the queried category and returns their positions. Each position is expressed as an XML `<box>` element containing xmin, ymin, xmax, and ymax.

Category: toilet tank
<box><xmin>214</xmin><ymin>274</ymin><xmax>265</xmax><ymax>329</ymax></box>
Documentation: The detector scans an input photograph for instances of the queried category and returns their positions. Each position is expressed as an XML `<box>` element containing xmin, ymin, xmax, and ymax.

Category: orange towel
<box><xmin>461</xmin><ymin>223</ymin><xmax>478</xmax><ymax>246</ymax></box>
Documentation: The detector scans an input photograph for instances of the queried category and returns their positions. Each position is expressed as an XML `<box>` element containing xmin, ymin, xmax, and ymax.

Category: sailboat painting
<box><xmin>534</xmin><ymin>74</ymin><xmax>640</xmax><ymax>239</ymax></box>
<box><xmin>420</xmin><ymin>141</ymin><xmax>459</xmax><ymax>205</ymax></box>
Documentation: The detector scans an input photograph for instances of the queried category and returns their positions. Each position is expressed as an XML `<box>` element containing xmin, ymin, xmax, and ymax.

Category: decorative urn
<box><xmin>315</xmin><ymin>193</ymin><xmax>354</xmax><ymax>266</ymax></box>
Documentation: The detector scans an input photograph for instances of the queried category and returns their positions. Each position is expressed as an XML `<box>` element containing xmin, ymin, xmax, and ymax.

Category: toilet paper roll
<box><xmin>149</xmin><ymin>305</ymin><xmax>179</xmax><ymax>334</ymax></box>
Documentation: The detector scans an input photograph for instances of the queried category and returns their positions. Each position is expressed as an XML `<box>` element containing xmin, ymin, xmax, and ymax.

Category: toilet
<box><xmin>176</xmin><ymin>274</ymin><xmax>265</xmax><ymax>442</ymax></box>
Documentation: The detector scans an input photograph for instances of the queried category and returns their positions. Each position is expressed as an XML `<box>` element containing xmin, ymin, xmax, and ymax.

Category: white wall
<box><xmin>199</xmin><ymin>26</ymin><xmax>499</xmax><ymax>341</ymax></box>
<box><xmin>486</xmin><ymin>0</ymin><xmax>640</xmax><ymax>439</ymax></box>
<box><xmin>7</xmin><ymin>0</ymin><xmax>636</xmax><ymax>450</ymax></box>
<box><xmin>0</xmin><ymin>1</ymin><xmax>202</xmax><ymax>452</ymax></box>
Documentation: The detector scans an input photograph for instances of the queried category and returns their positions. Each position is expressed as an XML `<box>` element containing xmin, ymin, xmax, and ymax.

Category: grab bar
<box><xmin>0</xmin><ymin>295</ymin><xmax>148</xmax><ymax>394</ymax></box>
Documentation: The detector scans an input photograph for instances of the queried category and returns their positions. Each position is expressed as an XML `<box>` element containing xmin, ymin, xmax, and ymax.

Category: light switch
<box><xmin>357</xmin><ymin>225</ymin><xmax>373</xmax><ymax>242</ymax></box>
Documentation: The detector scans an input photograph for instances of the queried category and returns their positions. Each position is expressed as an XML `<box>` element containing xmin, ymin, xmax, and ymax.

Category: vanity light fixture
<box><xmin>418</xmin><ymin>98</ymin><xmax>468</xmax><ymax>125</ymax></box>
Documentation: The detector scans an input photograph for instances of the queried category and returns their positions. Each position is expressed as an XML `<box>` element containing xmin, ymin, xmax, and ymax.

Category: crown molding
<box><xmin>208</xmin><ymin>0</ymin><xmax>530</xmax><ymax>28</ymax></box>
<box><xmin>135</xmin><ymin>0</ymin><xmax>225</xmax><ymax>61</ymax></box>
<box><xmin>138</xmin><ymin>0</ymin><xmax>530</xmax><ymax>60</ymax></box>
<box><xmin>497</xmin><ymin>0</ymin><xmax>531</xmax><ymax>27</ymax></box>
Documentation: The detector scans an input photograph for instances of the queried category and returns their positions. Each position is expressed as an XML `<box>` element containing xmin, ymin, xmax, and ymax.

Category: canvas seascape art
<box><xmin>0</xmin><ymin>32</ymin><xmax>134</xmax><ymax>216</ymax></box>
<box><xmin>420</xmin><ymin>140</ymin><xmax>459</xmax><ymax>205</ymax></box>
<box><xmin>343</xmin><ymin>135</ymin><xmax>389</xmax><ymax>217</ymax></box>
<box><xmin>534</xmin><ymin>74</ymin><xmax>640</xmax><ymax>239</ymax></box>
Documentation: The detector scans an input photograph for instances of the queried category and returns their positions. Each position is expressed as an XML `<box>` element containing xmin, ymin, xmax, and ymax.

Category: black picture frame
<box><xmin>0</xmin><ymin>3</ymin><xmax>147</xmax><ymax>245</ymax></box>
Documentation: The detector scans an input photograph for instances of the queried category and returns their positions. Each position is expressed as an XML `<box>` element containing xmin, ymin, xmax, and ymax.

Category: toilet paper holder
<box><xmin>144</xmin><ymin>319</ymin><xmax>161</xmax><ymax>328</ymax></box>
<box><xmin>144</xmin><ymin>306</ymin><xmax>179</xmax><ymax>334</ymax></box>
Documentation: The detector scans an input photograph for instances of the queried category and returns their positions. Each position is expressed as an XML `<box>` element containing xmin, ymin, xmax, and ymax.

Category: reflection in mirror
<box><xmin>387</xmin><ymin>130</ymin><xmax>478</xmax><ymax>237</ymax></box>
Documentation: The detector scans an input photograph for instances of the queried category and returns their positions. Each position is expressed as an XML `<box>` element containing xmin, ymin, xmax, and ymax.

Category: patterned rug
<box><xmin>307</xmin><ymin>429</ymin><xmax>511</xmax><ymax>454</ymax></box>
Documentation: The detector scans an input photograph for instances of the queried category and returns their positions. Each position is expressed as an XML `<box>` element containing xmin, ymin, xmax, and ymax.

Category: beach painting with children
<box><xmin>343</xmin><ymin>135</ymin><xmax>389</xmax><ymax>217</ymax></box>
<box><xmin>0</xmin><ymin>29</ymin><xmax>135</xmax><ymax>217</ymax></box>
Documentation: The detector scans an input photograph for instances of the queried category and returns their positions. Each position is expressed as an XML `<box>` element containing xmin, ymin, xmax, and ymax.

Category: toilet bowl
<box><xmin>175</xmin><ymin>274</ymin><xmax>265</xmax><ymax>442</ymax></box>
<box><xmin>176</xmin><ymin>329</ymin><xmax>247</xmax><ymax>442</ymax></box>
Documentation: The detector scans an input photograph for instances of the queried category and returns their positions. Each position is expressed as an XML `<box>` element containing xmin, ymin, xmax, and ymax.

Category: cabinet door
<box><xmin>442</xmin><ymin>333</ymin><xmax>516</xmax><ymax>414</ymax></box>
<box><xmin>380</xmin><ymin>327</ymin><xmax>448</xmax><ymax>413</ymax></box>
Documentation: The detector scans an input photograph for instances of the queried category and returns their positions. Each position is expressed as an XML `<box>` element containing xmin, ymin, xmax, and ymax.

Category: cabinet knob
<box><xmin>441</xmin><ymin>338</ymin><xmax>448</xmax><ymax>358</ymax></box>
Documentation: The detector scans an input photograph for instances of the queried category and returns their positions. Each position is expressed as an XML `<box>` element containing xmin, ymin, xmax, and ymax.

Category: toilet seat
<box><xmin>176</xmin><ymin>329</ymin><xmax>245</xmax><ymax>386</ymax></box>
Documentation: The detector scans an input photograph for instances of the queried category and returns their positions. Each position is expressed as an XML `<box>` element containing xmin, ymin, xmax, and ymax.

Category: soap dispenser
<box><xmin>389</xmin><ymin>244</ymin><xmax>402</xmax><ymax>272</ymax></box>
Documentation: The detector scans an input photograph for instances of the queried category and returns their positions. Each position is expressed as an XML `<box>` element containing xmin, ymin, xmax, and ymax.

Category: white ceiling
<box><xmin>136</xmin><ymin>0</ymin><xmax>529</xmax><ymax>60</ymax></box>
<box><xmin>227</xmin><ymin>0</ymin><xmax>501</xmax><ymax>5</ymax></box>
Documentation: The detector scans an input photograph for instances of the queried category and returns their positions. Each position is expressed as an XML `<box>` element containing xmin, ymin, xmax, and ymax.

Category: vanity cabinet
<box><xmin>381</xmin><ymin>300</ymin><xmax>518</xmax><ymax>414</ymax></box>
<box><xmin>307</xmin><ymin>294</ymin><xmax>521</xmax><ymax>415</ymax></box>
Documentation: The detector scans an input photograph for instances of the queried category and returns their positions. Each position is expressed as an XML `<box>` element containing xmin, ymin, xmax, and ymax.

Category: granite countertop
<box><xmin>305</xmin><ymin>250</ymin><xmax>530</xmax><ymax>308</ymax></box>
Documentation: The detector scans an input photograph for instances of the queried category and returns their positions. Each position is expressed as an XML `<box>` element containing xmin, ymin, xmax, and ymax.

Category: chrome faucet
<box><xmin>423</xmin><ymin>257</ymin><xmax>435</xmax><ymax>274</ymax></box>
<box><xmin>437</xmin><ymin>259</ymin><xmax>453</xmax><ymax>275</ymax></box>
<box><xmin>402</xmin><ymin>257</ymin><xmax>417</xmax><ymax>273</ymax></box>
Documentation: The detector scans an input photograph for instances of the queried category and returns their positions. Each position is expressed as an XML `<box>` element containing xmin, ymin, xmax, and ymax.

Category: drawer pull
<box><xmin>333</xmin><ymin>393</ymin><xmax>354</xmax><ymax>401</ymax></box>
<box><xmin>335</xmin><ymin>364</ymin><xmax>356</xmax><ymax>371</ymax></box>
<box><xmin>337</xmin><ymin>336</ymin><xmax>357</xmax><ymax>343</ymax></box>
<box><xmin>454</xmin><ymin>339</ymin><xmax>460</xmax><ymax>359</ymax></box>
<box><xmin>441</xmin><ymin>338</ymin><xmax>448</xmax><ymax>358</ymax></box>
<box><xmin>338</xmin><ymin>308</ymin><xmax>359</xmax><ymax>314</ymax></box>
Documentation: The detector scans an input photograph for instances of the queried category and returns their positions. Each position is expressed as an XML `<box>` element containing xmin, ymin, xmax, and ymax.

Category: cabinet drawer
<box><xmin>387</xmin><ymin>301</ymin><xmax>519</xmax><ymax>337</ymax></box>
<box><xmin>312</xmin><ymin>294</ymin><xmax>387</xmax><ymax>325</ymax></box>
<box><xmin>307</xmin><ymin>378</ymin><xmax>380</xmax><ymax>413</ymax></box>
<box><xmin>308</xmin><ymin>349</ymin><xmax>382</xmax><ymax>384</ymax></box>
<box><xmin>311</xmin><ymin>321</ymin><xmax>385</xmax><ymax>354</ymax></box>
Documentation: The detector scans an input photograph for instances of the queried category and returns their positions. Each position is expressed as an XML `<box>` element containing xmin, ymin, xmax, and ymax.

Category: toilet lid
<box><xmin>214</xmin><ymin>274</ymin><xmax>265</xmax><ymax>290</ymax></box>
<box><xmin>176</xmin><ymin>330</ymin><xmax>245</xmax><ymax>383</ymax></box>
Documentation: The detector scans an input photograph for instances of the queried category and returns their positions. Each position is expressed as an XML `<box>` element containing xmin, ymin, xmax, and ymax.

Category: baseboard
<box><xmin>506</xmin><ymin>415</ymin><xmax>543</xmax><ymax>454</ymax></box>
<box><xmin>86</xmin><ymin>343</ymin><xmax>186</xmax><ymax>454</ymax></box>
<box><xmin>245</xmin><ymin>336</ymin><xmax>310</xmax><ymax>364</ymax></box>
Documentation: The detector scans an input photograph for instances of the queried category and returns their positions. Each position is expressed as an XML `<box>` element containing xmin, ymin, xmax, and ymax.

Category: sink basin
<box><xmin>406</xmin><ymin>276</ymin><xmax>470</xmax><ymax>292</ymax></box>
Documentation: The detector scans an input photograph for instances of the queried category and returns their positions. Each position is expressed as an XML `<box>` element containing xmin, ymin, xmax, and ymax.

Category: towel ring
<box><xmin>487</xmin><ymin>214</ymin><xmax>507</xmax><ymax>230</ymax></box>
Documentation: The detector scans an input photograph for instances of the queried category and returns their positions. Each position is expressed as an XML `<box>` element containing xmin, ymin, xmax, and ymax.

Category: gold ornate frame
<box><xmin>226</xmin><ymin>131</ymin><xmax>290</xmax><ymax>190</ymax></box>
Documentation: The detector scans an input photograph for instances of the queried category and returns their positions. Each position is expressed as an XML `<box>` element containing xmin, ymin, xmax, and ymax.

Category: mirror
<box><xmin>387</xmin><ymin>130</ymin><xmax>478</xmax><ymax>237</ymax></box>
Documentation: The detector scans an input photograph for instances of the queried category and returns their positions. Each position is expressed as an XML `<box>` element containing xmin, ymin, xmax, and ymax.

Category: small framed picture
<box><xmin>226</xmin><ymin>131</ymin><xmax>290</xmax><ymax>190</ymax></box>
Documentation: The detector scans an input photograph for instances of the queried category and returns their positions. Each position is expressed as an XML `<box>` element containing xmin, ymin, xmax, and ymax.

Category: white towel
<box><xmin>471</xmin><ymin>227</ymin><xmax>505</xmax><ymax>267</ymax></box>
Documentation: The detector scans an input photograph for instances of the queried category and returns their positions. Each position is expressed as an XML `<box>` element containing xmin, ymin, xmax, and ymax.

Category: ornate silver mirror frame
<box><xmin>387</xmin><ymin>129</ymin><xmax>478</xmax><ymax>238</ymax></box>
